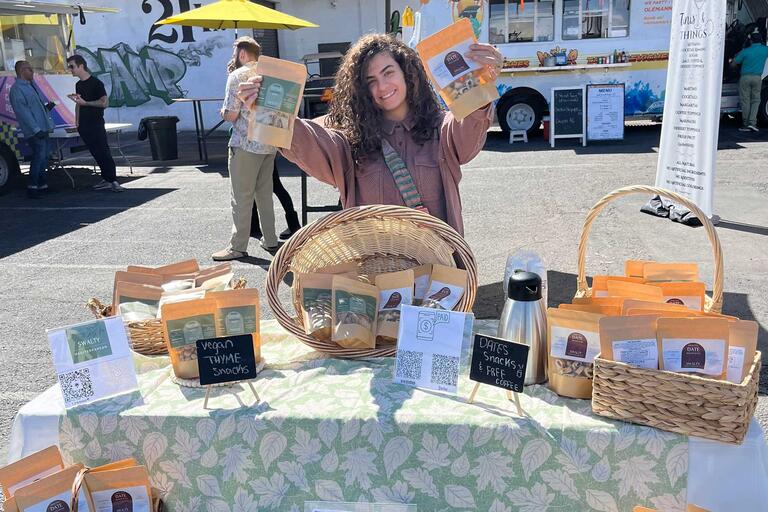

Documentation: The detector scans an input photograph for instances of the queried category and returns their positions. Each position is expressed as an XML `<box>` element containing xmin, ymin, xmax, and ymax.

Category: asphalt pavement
<box><xmin>1</xmin><ymin>121</ymin><xmax>766</xmax><ymax>463</ymax></box>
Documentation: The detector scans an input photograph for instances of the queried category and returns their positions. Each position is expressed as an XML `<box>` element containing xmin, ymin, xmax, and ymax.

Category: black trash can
<box><xmin>140</xmin><ymin>116</ymin><xmax>179</xmax><ymax>160</ymax></box>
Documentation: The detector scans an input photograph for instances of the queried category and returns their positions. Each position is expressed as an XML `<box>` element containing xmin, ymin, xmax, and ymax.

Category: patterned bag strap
<box><xmin>381</xmin><ymin>138</ymin><xmax>425</xmax><ymax>210</ymax></box>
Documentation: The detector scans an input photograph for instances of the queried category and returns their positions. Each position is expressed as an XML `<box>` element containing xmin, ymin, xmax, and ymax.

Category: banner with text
<box><xmin>655</xmin><ymin>0</ymin><xmax>726</xmax><ymax>217</ymax></box>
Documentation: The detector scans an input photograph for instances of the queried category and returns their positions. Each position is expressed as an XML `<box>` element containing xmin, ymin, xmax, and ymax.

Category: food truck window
<box><xmin>562</xmin><ymin>0</ymin><xmax>630</xmax><ymax>40</ymax></box>
<box><xmin>489</xmin><ymin>0</ymin><xmax>554</xmax><ymax>44</ymax></box>
<box><xmin>0</xmin><ymin>14</ymin><xmax>71</xmax><ymax>74</ymax></box>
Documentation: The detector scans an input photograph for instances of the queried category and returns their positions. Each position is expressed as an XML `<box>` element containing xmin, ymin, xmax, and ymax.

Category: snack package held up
<box><xmin>375</xmin><ymin>269</ymin><xmax>415</xmax><ymax>344</ymax></box>
<box><xmin>14</xmin><ymin>465</ymin><xmax>90</xmax><ymax>512</ymax></box>
<box><xmin>246</xmin><ymin>56</ymin><xmax>307</xmax><ymax>148</ymax></box>
<box><xmin>332</xmin><ymin>275</ymin><xmax>378</xmax><ymax>349</ymax></box>
<box><xmin>114</xmin><ymin>282</ymin><xmax>163</xmax><ymax>321</ymax></box>
<box><xmin>161</xmin><ymin>298</ymin><xmax>219</xmax><ymax>379</ymax></box>
<box><xmin>422</xmin><ymin>264</ymin><xmax>467</xmax><ymax>310</ymax></box>
<box><xmin>599</xmin><ymin>315</ymin><xmax>660</xmax><ymax>369</ymax></box>
<box><xmin>83</xmin><ymin>466</ymin><xmax>153</xmax><ymax>512</ymax></box>
<box><xmin>0</xmin><ymin>446</ymin><xmax>63</xmax><ymax>500</ymax></box>
<box><xmin>416</xmin><ymin>18</ymin><xmax>499</xmax><ymax>120</ymax></box>
<box><xmin>299</xmin><ymin>273</ymin><xmax>334</xmax><ymax>341</ymax></box>
<box><xmin>591</xmin><ymin>275</ymin><xmax>644</xmax><ymax>298</ymax></box>
<box><xmin>643</xmin><ymin>262</ymin><xmax>699</xmax><ymax>282</ymax></box>
<box><xmin>654</xmin><ymin>281</ymin><xmax>706</xmax><ymax>311</ymax></box>
<box><xmin>657</xmin><ymin>317</ymin><xmax>730</xmax><ymax>379</ymax></box>
<box><xmin>606</xmin><ymin>280</ymin><xmax>664</xmax><ymax>302</ymax></box>
<box><xmin>726</xmin><ymin>320</ymin><xmax>758</xmax><ymax>384</ymax></box>
<box><xmin>559</xmin><ymin>303</ymin><xmax>622</xmax><ymax>316</ymax></box>
<box><xmin>547</xmin><ymin>308</ymin><xmax>604</xmax><ymax>399</ymax></box>
<box><xmin>111</xmin><ymin>271</ymin><xmax>164</xmax><ymax>312</ymax></box>
<box><xmin>412</xmin><ymin>264</ymin><xmax>432</xmax><ymax>306</ymax></box>
<box><xmin>625</xmin><ymin>259</ymin><xmax>652</xmax><ymax>278</ymax></box>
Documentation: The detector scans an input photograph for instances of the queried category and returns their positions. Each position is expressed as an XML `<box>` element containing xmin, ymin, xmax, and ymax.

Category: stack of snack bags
<box><xmin>547</xmin><ymin>261</ymin><xmax>758</xmax><ymax>399</ymax></box>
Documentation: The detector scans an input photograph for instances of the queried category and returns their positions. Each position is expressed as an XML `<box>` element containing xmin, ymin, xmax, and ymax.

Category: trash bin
<box><xmin>140</xmin><ymin>116</ymin><xmax>179</xmax><ymax>161</ymax></box>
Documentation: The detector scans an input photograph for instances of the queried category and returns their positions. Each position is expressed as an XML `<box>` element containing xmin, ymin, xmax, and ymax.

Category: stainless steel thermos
<box><xmin>497</xmin><ymin>270</ymin><xmax>547</xmax><ymax>385</ymax></box>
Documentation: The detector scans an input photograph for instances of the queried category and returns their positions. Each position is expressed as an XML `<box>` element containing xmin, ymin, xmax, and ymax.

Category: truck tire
<box><xmin>0</xmin><ymin>144</ymin><xmax>20</xmax><ymax>195</ymax></box>
<box><xmin>497</xmin><ymin>94</ymin><xmax>544</xmax><ymax>136</ymax></box>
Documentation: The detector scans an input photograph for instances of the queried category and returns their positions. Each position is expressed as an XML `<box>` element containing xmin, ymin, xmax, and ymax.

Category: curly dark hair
<box><xmin>325</xmin><ymin>34</ymin><xmax>442</xmax><ymax>163</ymax></box>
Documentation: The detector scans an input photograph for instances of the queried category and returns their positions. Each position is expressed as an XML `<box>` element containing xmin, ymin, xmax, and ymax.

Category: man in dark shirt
<box><xmin>66</xmin><ymin>54</ymin><xmax>124</xmax><ymax>192</ymax></box>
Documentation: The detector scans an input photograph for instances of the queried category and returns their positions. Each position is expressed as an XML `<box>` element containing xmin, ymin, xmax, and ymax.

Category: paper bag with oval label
<box><xmin>161</xmin><ymin>298</ymin><xmax>219</xmax><ymax>379</ymax></box>
<box><xmin>559</xmin><ymin>303</ymin><xmax>622</xmax><ymax>316</ymax></box>
<box><xmin>332</xmin><ymin>276</ymin><xmax>379</xmax><ymax>349</ymax></box>
<box><xmin>111</xmin><ymin>272</ymin><xmax>164</xmax><ymax>313</ymax></box>
<box><xmin>606</xmin><ymin>280</ymin><xmax>664</xmax><ymax>302</ymax></box>
<box><xmin>422</xmin><ymin>264</ymin><xmax>467</xmax><ymax>310</ymax></box>
<box><xmin>207</xmin><ymin>288</ymin><xmax>261</xmax><ymax>363</ymax></box>
<box><xmin>14</xmin><ymin>464</ymin><xmax>89</xmax><ymax>512</ymax></box>
<box><xmin>375</xmin><ymin>269</ymin><xmax>414</xmax><ymax>344</ymax></box>
<box><xmin>591</xmin><ymin>275</ymin><xmax>644</xmax><ymax>297</ymax></box>
<box><xmin>0</xmin><ymin>446</ymin><xmax>63</xmax><ymax>500</ymax></box>
<box><xmin>547</xmin><ymin>308</ymin><xmax>604</xmax><ymax>399</ymax></box>
<box><xmin>599</xmin><ymin>315</ymin><xmax>660</xmax><ymax>369</ymax></box>
<box><xmin>114</xmin><ymin>282</ymin><xmax>163</xmax><ymax>321</ymax></box>
<box><xmin>298</xmin><ymin>273</ymin><xmax>335</xmax><ymax>341</ymax></box>
<box><xmin>82</xmin><ymin>466</ymin><xmax>153</xmax><ymax>512</ymax></box>
<box><xmin>657</xmin><ymin>317</ymin><xmax>729</xmax><ymax>379</ymax></box>
<box><xmin>654</xmin><ymin>281</ymin><xmax>706</xmax><ymax>311</ymax></box>
<box><xmin>726</xmin><ymin>319</ymin><xmax>758</xmax><ymax>384</ymax></box>
<box><xmin>643</xmin><ymin>262</ymin><xmax>699</xmax><ymax>282</ymax></box>
<box><xmin>624</xmin><ymin>259</ymin><xmax>653</xmax><ymax>278</ymax></box>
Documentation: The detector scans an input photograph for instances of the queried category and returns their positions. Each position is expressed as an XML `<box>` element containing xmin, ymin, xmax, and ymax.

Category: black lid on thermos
<box><xmin>507</xmin><ymin>271</ymin><xmax>542</xmax><ymax>301</ymax></box>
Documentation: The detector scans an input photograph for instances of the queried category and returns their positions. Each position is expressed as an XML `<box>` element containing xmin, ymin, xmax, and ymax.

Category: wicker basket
<box><xmin>87</xmin><ymin>278</ymin><xmax>246</xmax><ymax>356</ymax></box>
<box><xmin>266</xmin><ymin>205</ymin><xmax>478</xmax><ymax>358</ymax></box>
<box><xmin>579</xmin><ymin>185</ymin><xmax>759</xmax><ymax>444</ymax></box>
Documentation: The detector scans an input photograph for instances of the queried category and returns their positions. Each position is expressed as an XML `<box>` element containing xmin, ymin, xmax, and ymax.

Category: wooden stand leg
<box><xmin>248</xmin><ymin>381</ymin><xmax>260</xmax><ymax>405</ymax></box>
<box><xmin>203</xmin><ymin>386</ymin><xmax>211</xmax><ymax>410</ymax></box>
<box><xmin>467</xmin><ymin>382</ymin><xmax>481</xmax><ymax>404</ymax></box>
<box><xmin>506</xmin><ymin>390</ymin><xmax>524</xmax><ymax>416</ymax></box>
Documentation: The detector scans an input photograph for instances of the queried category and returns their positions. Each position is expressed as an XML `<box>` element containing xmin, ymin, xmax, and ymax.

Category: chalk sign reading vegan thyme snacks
<box><xmin>469</xmin><ymin>333</ymin><xmax>529</xmax><ymax>393</ymax></box>
<box><xmin>196</xmin><ymin>334</ymin><xmax>258</xmax><ymax>386</ymax></box>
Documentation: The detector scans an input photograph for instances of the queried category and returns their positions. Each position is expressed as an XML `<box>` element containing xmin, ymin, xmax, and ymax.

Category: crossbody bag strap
<box><xmin>381</xmin><ymin>138</ymin><xmax>425</xmax><ymax>210</ymax></box>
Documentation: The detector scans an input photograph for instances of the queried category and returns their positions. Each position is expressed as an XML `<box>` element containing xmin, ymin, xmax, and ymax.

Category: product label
<box><xmin>166</xmin><ymin>314</ymin><xmax>216</xmax><ymax>349</ymax></box>
<box><xmin>66</xmin><ymin>320</ymin><xmax>112</xmax><ymax>364</ymax></box>
<box><xmin>26</xmin><ymin>490</ymin><xmax>89</xmax><ymax>512</ymax></box>
<box><xmin>303</xmin><ymin>288</ymin><xmax>331</xmax><ymax>307</ymax></box>
<box><xmin>256</xmin><ymin>76</ymin><xmax>301</xmax><ymax>114</ymax></box>
<box><xmin>379</xmin><ymin>286</ymin><xmax>413</xmax><ymax>312</ymax></box>
<box><xmin>727</xmin><ymin>346</ymin><xmax>746</xmax><ymax>384</ymax></box>
<box><xmin>335</xmin><ymin>290</ymin><xmax>377</xmax><ymax>320</ymax></box>
<box><xmin>664</xmin><ymin>295</ymin><xmax>702</xmax><ymax>310</ymax></box>
<box><xmin>427</xmin><ymin>39</ymin><xmax>478</xmax><ymax>88</ymax></box>
<box><xmin>7</xmin><ymin>468</ymin><xmax>60</xmax><ymax>495</ymax></box>
<box><xmin>423</xmin><ymin>280</ymin><xmax>464</xmax><ymax>311</ymax></box>
<box><xmin>220</xmin><ymin>305</ymin><xmax>257</xmax><ymax>336</ymax></box>
<box><xmin>662</xmin><ymin>338</ymin><xmax>726</xmax><ymax>376</ymax></box>
<box><xmin>612</xmin><ymin>338</ymin><xmax>658</xmax><ymax>369</ymax></box>
<box><xmin>595</xmin><ymin>290</ymin><xmax>609</xmax><ymax>297</ymax></box>
<box><xmin>550</xmin><ymin>326</ymin><xmax>600</xmax><ymax>363</ymax></box>
<box><xmin>91</xmin><ymin>485</ymin><xmax>151</xmax><ymax>512</ymax></box>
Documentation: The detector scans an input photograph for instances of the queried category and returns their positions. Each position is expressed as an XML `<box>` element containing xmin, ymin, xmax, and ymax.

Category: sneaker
<box><xmin>92</xmin><ymin>179</ymin><xmax>111</xmax><ymax>190</ymax></box>
<box><xmin>110</xmin><ymin>181</ymin><xmax>126</xmax><ymax>192</ymax></box>
<box><xmin>260</xmin><ymin>240</ymin><xmax>279</xmax><ymax>253</ymax></box>
<box><xmin>749</xmin><ymin>125</ymin><xmax>759</xmax><ymax>132</ymax></box>
<box><xmin>212</xmin><ymin>248</ymin><xmax>247</xmax><ymax>261</ymax></box>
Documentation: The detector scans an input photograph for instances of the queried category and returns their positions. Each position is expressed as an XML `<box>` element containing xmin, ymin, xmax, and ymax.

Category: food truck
<box><xmin>0</xmin><ymin>1</ymin><xmax>114</xmax><ymax>194</ymax></box>
<box><xmin>406</xmin><ymin>0</ymin><xmax>762</xmax><ymax>135</ymax></box>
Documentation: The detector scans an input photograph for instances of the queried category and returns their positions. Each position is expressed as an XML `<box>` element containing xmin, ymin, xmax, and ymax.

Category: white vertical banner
<box><xmin>655</xmin><ymin>0</ymin><xmax>726</xmax><ymax>218</ymax></box>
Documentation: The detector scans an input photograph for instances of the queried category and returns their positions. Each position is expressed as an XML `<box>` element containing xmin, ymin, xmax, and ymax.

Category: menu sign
<box><xmin>469</xmin><ymin>334</ymin><xmax>529</xmax><ymax>393</ymax></box>
<box><xmin>196</xmin><ymin>334</ymin><xmax>258</xmax><ymax>386</ymax></box>
<box><xmin>551</xmin><ymin>87</ymin><xmax>585</xmax><ymax>147</ymax></box>
<box><xmin>587</xmin><ymin>84</ymin><xmax>625</xmax><ymax>141</ymax></box>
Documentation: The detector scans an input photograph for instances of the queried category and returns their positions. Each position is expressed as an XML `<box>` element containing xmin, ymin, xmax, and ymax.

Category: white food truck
<box><xmin>405</xmin><ymin>0</ymin><xmax>762</xmax><ymax>135</ymax></box>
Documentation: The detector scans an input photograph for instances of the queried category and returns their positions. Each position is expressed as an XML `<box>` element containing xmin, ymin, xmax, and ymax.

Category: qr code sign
<box><xmin>60</xmin><ymin>368</ymin><xmax>94</xmax><ymax>405</ymax></box>
<box><xmin>396</xmin><ymin>350</ymin><xmax>423</xmax><ymax>381</ymax></box>
<box><xmin>431</xmin><ymin>354</ymin><xmax>459</xmax><ymax>387</ymax></box>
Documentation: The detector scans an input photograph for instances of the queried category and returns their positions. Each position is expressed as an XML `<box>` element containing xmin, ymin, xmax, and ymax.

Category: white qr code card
<box><xmin>393</xmin><ymin>305</ymin><xmax>474</xmax><ymax>394</ymax></box>
<box><xmin>47</xmin><ymin>316</ymin><xmax>139</xmax><ymax>408</ymax></box>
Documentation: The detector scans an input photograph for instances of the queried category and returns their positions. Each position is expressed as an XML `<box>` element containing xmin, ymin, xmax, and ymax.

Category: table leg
<box><xmin>113</xmin><ymin>130</ymin><xmax>134</xmax><ymax>174</ymax></box>
<box><xmin>192</xmin><ymin>101</ymin><xmax>203</xmax><ymax>161</ymax></box>
<box><xmin>197</xmin><ymin>101</ymin><xmax>208</xmax><ymax>164</ymax></box>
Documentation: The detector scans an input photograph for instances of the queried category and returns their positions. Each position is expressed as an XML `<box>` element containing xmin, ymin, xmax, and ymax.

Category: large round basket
<box><xmin>266</xmin><ymin>205</ymin><xmax>478</xmax><ymax>358</ymax></box>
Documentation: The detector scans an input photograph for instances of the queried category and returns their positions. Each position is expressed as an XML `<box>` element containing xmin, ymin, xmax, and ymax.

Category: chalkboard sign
<box><xmin>550</xmin><ymin>87</ymin><xmax>585</xmax><ymax>147</ymax></box>
<box><xmin>196</xmin><ymin>334</ymin><xmax>258</xmax><ymax>386</ymax></box>
<box><xmin>469</xmin><ymin>334</ymin><xmax>529</xmax><ymax>393</ymax></box>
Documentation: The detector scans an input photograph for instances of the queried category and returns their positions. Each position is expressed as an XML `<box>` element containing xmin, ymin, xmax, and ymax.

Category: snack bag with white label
<box><xmin>657</xmin><ymin>317</ymin><xmax>730</xmax><ymax>379</ymax></box>
<box><xmin>547</xmin><ymin>308</ymin><xmax>604</xmax><ymax>399</ymax></box>
<box><xmin>727</xmin><ymin>319</ymin><xmax>758</xmax><ymax>384</ymax></box>
<box><xmin>375</xmin><ymin>269</ymin><xmax>415</xmax><ymax>344</ymax></box>
<box><xmin>421</xmin><ymin>265</ymin><xmax>467</xmax><ymax>311</ymax></box>
<box><xmin>599</xmin><ymin>315</ymin><xmax>660</xmax><ymax>369</ymax></box>
<box><xmin>83</xmin><ymin>466</ymin><xmax>153</xmax><ymax>512</ymax></box>
<box><xmin>653</xmin><ymin>282</ymin><xmax>706</xmax><ymax>311</ymax></box>
<box><xmin>0</xmin><ymin>446</ymin><xmax>63</xmax><ymax>500</ymax></box>
<box><xmin>14</xmin><ymin>465</ymin><xmax>90</xmax><ymax>512</ymax></box>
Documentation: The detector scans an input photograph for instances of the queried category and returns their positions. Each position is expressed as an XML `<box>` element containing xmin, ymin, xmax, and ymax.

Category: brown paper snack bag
<box><xmin>599</xmin><ymin>315</ymin><xmax>660</xmax><ymax>369</ymax></box>
<box><xmin>114</xmin><ymin>282</ymin><xmax>163</xmax><ymax>321</ymax></box>
<box><xmin>591</xmin><ymin>275</ymin><xmax>644</xmax><ymax>297</ymax></box>
<box><xmin>111</xmin><ymin>271</ymin><xmax>164</xmax><ymax>312</ymax></box>
<box><xmin>375</xmin><ymin>270</ymin><xmax>414</xmax><ymax>344</ymax></box>
<box><xmin>332</xmin><ymin>275</ymin><xmax>378</xmax><ymax>349</ymax></box>
<box><xmin>14</xmin><ymin>465</ymin><xmax>88</xmax><ymax>512</ymax></box>
<box><xmin>560</xmin><ymin>303</ymin><xmax>622</xmax><ymax>316</ymax></box>
<box><xmin>128</xmin><ymin>259</ymin><xmax>200</xmax><ymax>275</ymax></box>
<box><xmin>416</xmin><ymin>18</ymin><xmax>499</xmax><ymax>120</ymax></box>
<box><xmin>626</xmin><ymin>308</ymin><xmax>697</xmax><ymax>318</ymax></box>
<box><xmin>299</xmin><ymin>273</ymin><xmax>335</xmax><ymax>341</ymax></box>
<box><xmin>0</xmin><ymin>446</ymin><xmax>63</xmax><ymax>500</ymax></box>
<box><xmin>208</xmin><ymin>289</ymin><xmax>261</xmax><ymax>363</ymax></box>
<box><xmin>606</xmin><ymin>280</ymin><xmax>664</xmax><ymax>302</ymax></box>
<box><xmin>657</xmin><ymin>317</ymin><xmax>730</xmax><ymax>379</ymax></box>
<box><xmin>726</xmin><ymin>320</ymin><xmax>758</xmax><ymax>384</ymax></box>
<box><xmin>643</xmin><ymin>262</ymin><xmax>699</xmax><ymax>282</ymax></box>
<box><xmin>625</xmin><ymin>259</ymin><xmax>653</xmax><ymax>278</ymax></box>
<box><xmin>573</xmin><ymin>296</ymin><xmax>626</xmax><ymax>309</ymax></box>
<box><xmin>547</xmin><ymin>308</ymin><xmax>604</xmax><ymax>399</ymax></box>
<box><xmin>620</xmin><ymin>299</ymin><xmax>690</xmax><ymax>316</ymax></box>
<box><xmin>195</xmin><ymin>262</ymin><xmax>234</xmax><ymax>290</ymax></box>
<box><xmin>654</xmin><ymin>282</ymin><xmax>706</xmax><ymax>311</ymax></box>
<box><xmin>422</xmin><ymin>265</ymin><xmax>467</xmax><ymax>310</ymax></box>
<box><xmin>3</xmin><ymin>497</ymin><xmax>19</xmax><ymax>512</ymax></box>
<box><xmin>161</xmin><ymin>298</ymin><xmax>219</xmax><ymax>379</ymax></box>
<box><xmin>412</xmin><ymin>264</ymin><xmax>432</xmax><ymax>306</ymax></box>
<box><xmin>246</xmin><ymin>56</ymin><xmax>306</xmax><ymax>148</ymax></box>
<box><xmin>83</xmin><ymin>466</ymin><xmax>152</xmax><ymax>512</ymax></box>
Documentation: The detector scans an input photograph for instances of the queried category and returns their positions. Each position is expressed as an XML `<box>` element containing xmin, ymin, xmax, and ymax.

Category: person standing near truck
<box><xmin>732</xmin><ymin>32</ymin><xmax>768</xmax><ymax>132</ymax></box>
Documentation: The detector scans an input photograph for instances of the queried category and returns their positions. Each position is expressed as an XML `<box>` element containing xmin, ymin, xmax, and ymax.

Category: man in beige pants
<box><xmin>213</xmin><ymin>37</ymin><xmax>278</xmax><ymax>261</ymax></box>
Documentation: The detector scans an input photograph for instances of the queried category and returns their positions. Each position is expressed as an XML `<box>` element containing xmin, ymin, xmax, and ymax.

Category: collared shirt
<box><xmin>222</xmin><ymin>61</ymin><xmax>276</xmax><ymax>155</ymax></box>
<box><xmin>734</xmin><ymin>43</ymin><xmax>768</xmax><ymax>76</ymax></box>
<box><xmin>280</xmin><ymin>103</ymin><xmax>493</xmax><ymax>235</ymax></box>
<box><xmin>9</xmin><ymin>78</ymin><xmax>54</xmax><ymax>139</ymax></box>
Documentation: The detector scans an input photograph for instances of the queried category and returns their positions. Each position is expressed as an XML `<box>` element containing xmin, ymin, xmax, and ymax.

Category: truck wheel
<box><xmin>497</xmin><ymin>94</ymin><xmax>543</xmax><ymax>136</ymax></box>
<box><xmin>0</xmin><ymin>144</ymin><xmax>20</xmax><ymax>195</ymax></box>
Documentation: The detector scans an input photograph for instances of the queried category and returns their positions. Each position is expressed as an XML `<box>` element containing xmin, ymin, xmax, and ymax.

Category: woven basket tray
<box><xmin>266</xmin><ymin>205</ymin><xmax>478</xmax><ymax>358</ymax></box>
<box><xmin>578</xmin><ymin>185</ymin><xmax>758</xmax><ymax>444</ymax></box>
<box><xmin>87</xmin><ymin>278</ymin><xmax>246</xmax><ymax>356</ymax></box>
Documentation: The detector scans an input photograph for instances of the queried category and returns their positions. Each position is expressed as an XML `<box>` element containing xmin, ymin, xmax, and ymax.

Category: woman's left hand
<box><xmin>466</xmin><ymin>43</ymin><xmax>503</xmax><ymax>78</ymax></box>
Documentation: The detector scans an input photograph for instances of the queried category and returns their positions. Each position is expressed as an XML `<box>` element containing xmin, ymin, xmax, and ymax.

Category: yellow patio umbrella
<box><xmin>156</xmin><ymin>0</ymin><xmax>318</xmax><ymax>31</ymax></box>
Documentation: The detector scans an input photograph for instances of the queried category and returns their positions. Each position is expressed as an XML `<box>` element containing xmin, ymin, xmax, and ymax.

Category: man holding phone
<box><xmin>66</xmin><ymin>54</ymin><xmax>124</xmax><ymax>192</ymax></box>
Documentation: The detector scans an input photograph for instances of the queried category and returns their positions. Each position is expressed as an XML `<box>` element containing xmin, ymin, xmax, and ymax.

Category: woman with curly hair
<box><xmin>238</xmin><ymin>34</ymin><xmax>502</xmax><ymax>235</ymax></box>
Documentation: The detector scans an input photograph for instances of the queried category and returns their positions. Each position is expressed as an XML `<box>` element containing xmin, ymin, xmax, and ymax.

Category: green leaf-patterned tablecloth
<box><xmin>58</xmin><ymin>320</ymin><xmax>688</xmax><ymax>512</ymax></box>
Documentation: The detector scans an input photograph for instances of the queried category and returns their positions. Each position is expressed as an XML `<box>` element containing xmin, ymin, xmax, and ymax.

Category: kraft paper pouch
<box><xmin>14</xmin><ymin>464</ymin><xmax>89</xmax><ymax>512</ymax></box>
<box><xmin>422</xmin><ymin>264</ymin><xmax>467</xmax><ymax>310</ymax></box>
<box><xmin>620</xmin><ymin>299</ymin><xmax>691</xmax><ymax>316</ymax></box>
<box><xmin>599</xmin><ymin>315</ymin><xmax>660</xmax><ymax>369</ymax></box>
<box><xmin>111</xmin><ymin>271</ymin><xmax>164</xmax><ymax>312</ymax></box>
<box><xmin>83</xmin><ymin>466</ymin><xmax>152</xmax><ymax>512</ymax></box>
<box><xmin>114</xmin><ymin>282</ymin><xmax>163</xmax><ymax>322</ymax></box>
<box><xmin>654</xmin><ymin>281</ymin><xmax>706</xmax><ymax>311</ymax></box>
<box><xmin>299</xmin><ymin>273</ymin><xmax>334</xmax><ymax>341</ymax></box>
<box><xmin>4</xmin><ymin>497</ymin><xmax>18</xmax><ymax>512</ymax></box>
<box><xmin>657</xmin><ymin>317</ymin><xmax>730</xmax><ymax>379</ymax></box>
<box><xmin>157</xmin><ymin>287</ymin><xmax>208</xmax><ymax>313</ymax></box>
<box><xmin>0</xmin><ymin>446</ymin><xmax>63</xmax><ymax>499</ymax></box>
<box><xmin>161</xmin><ymin>298</ymin><xmax>219</xmax><ymax>379</ymax></box>
<box><xmin>643</xmin><ymin>262</ymin><xmax>699</xmax><ymax>282</ymax></box>
<box><xmin>160</xmin><ymin>278</ymin><xmax>195</xmax><ymax>293</ymax></box>
<box><xmin>416</xmin><ymin>18</ymin><xmax>499</xmax><ymax>120</ymax></box>
<box><xmin>547</xmin><ymin>308</ymin><xmax>604</xmax><ymax>399</ymax></box>
<box><xmin>606</xmin><ymin>280</ymin><xmax>664</xmax><ymax>302</ymax></box>
<box><xmin>127</xmin><ymin>259</ymin><xmax>200</xmax><ymax>275</ymax></box>
<box><xmin>726</xmin><ymin>320</ymin><xmax>758</xmax><ymax>384</ymax></box>
<box><xmin>195</xmin><ymin>263</ymin><xmax>234</xmax><ymax>290</ymax></box>
<box><xmin>246</xmin><ymin>56</ymin><xmax>307</xmax><ymax>148</ymax></box>
<box><xmin>332</xmin><ymin>275</ymin><xmax>378</xmax><ymax>349</ymax></box>
<box><xmin>375</xmin><ymin>269</ymin><xmax>414</xmax><ymax>345</ymax></box>
<box><xmin>90</xmin><ymin>458</ymin><xmax>139</xmax><ymax>473</ymax></box>
<box><xmin>412</xmin><ymin>264</ymin><xmax>432</xmax><ymax>306</ymax></box>
<box><xmin>208</xmin><ymin>289</ymin><xmax>262</xmax><ymax>362</ymax></box>
<box><xmin>627</xmin><ymin>308</ymin><xmax>697</xmax><ymax>318</ymax></box>
<box><xmin>559</xmin><ymin>303</ymin><xmax>622</xmax><ymax>316</ymax></box>
<box><xmin>573</xmin><ymin>296</ymin><xmax>626</xmax><ymax>309</ymax></box>
<box><xmin>625</xmin><ymin>259</ymin><xmax>652</xmax><ymax>278</ymax></box>
<box><xmin>316</xmin><ymin>261</ymin><xmax>359</xmax><ymax>275</ymax></box>
<box><xmin>591</xmin><ymin>275</ymin><xmax>644</xmax><ymax>298</ymax></box>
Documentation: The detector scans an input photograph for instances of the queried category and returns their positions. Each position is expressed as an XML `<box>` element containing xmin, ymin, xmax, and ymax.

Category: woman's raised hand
<box><xmin>465</xmin><ymin>43</ymin><xmax>503</xmax><ymax>78</ymax></box>
<box><xmin>237</xmin><ymin>75</ymin><xmax>263</xmax><ymax>109</ymax></box>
